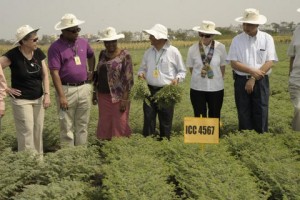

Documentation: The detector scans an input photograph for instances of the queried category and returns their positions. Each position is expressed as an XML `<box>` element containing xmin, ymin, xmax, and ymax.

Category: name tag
<box><xmin>74</xmin><ymin>56</ymin><xmax>81</xmax><ymax>65</ymax></box>
<box><xmin>153</xmin><ymin>69</ymin><xmax>159</xmax><ymax>78</ymax></box>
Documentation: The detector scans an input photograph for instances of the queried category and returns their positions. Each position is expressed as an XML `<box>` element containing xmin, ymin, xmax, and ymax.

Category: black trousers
<box><xmin>143</xmin><ymin>85</ymin><xmax>174</xmax><ymax>139</ymax></box>
<box><xmin>190</xmin><ymin>89</ymin><xmax>224</xmax><ymax>118</ymax></box>
<box><xmin>234</xmin><ymin>74</ymin><xmax>269</xmax><ymax>133</ymax></box>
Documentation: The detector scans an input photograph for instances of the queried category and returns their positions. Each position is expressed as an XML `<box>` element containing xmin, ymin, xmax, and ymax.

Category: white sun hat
<box><xmin>297</xmin><ymin>8</ymin><xmax>300</xmax><ymax>12</ymax></box>
<box><xmin>97</xmin><ymin>27</ymin><xmax>125</xmax><ymax>41</ymax></box>
<box><xmin>143</xmin><ymin>24</ymin><xmax>168</xmax><ymax>40</ymax></box>
<box><xmin>54</xmin><ymin>13</ymin><xmax>85</xmax><ymax>30</ymax></box>
<box><xmin>13</xmin><ymin>25</ymin><xmax>39</xmax><ymax>46</ymax></box>
<box><xmin>235</xmin><ymin>8</ymin><xmax>267</xmax><ymax>25</ymax></box>
<box><xmin>192</xmin><ymin>20</ymin><xmax>221</xmax><ymax>35</ymax></box>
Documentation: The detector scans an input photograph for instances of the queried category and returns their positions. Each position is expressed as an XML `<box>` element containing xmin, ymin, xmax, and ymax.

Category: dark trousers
<box><xmin>143</xmin><ymin>85</ymin><xmax>174</xmax><ymax>139</ymax></box>
<box><xmin>234</xmin><ymin>75</ymin><xmax>269</xmax><ymax>133</ymax></box>
<box><xmin>190</xmin><ymin>89</ymin><xmax>224</xmax><ymax>118</ymax></box>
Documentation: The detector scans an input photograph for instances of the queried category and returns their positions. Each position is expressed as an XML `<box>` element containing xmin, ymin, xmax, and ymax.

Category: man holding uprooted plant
<box><xmin>138</xmin><ymin>24</ymin><xmax>186</xmax><ymax>140</ymax></box>
<box><xmin>227</xmin><ymin>8</ymin><xmax>278</xmax><ymax>133</ymax></box>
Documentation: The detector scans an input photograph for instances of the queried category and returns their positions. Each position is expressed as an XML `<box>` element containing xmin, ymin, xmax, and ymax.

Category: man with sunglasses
<box><xmin>48</xmin><ymin>13</ymin><xmax>96</xmax><ymax>147</ymax></box>
<box><xmin>227</xmin><ymin>8</ymin><xmax>278</xmax><ymax>133</ymax></box>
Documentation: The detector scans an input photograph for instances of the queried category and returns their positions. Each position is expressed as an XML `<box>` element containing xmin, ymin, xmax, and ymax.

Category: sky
<box><xmin>0</xmin><ymin>0</ymin><xmax>299</xmax><ymax>40</ymax></box>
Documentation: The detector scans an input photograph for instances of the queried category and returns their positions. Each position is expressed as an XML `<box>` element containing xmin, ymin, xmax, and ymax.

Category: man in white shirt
<box><xmin>287</xmin><ymin>8</ymin><xmax>300</xmax><ymax>131</ymax></box>
<box><xmin>138</xmin><ymin>24</ymin><xmax>186</xmax><ymax>139</ymax></box>
<box><xmin>227</xmin><ymin>8</ymin><xmax>278</xmax><ymax>133</ymax></box>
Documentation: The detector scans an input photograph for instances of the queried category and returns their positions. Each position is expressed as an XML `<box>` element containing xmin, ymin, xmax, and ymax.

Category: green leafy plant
<box><xmin>129</xmin><ymin>78</ymin><xmax>151</xmax><ymax>105</ymax></box>
<box><xmin>152</xmin><ymin>85</ymin><xmax>183</xmax><ymax>109</ymax></box>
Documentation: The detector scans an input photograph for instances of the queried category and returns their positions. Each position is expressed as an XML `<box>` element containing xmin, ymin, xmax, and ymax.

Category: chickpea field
<box><xmin>0</xmin><ymin>39</ymin><xmax>299</xmax><ymax>199</ymax></box>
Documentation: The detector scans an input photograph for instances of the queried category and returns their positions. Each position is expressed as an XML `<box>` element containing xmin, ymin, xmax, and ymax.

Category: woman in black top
<box><xmin>0</xmin><ymin>25</ymin><xmax>50</xmax><ymax>155</ymax></box>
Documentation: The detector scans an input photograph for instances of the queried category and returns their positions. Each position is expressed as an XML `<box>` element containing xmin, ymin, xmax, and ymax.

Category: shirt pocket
<box><xmin>256</xmin><ymin>48</ymin><xmax>267</xmax><ymax>64</ymax></box>
<box><xmin>160</xmin><ymin>61</ymin><xmax>170</xmax><ymax>74</ymax></box>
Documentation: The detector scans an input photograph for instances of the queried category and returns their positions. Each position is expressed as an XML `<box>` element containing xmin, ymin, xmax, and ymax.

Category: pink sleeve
<box><xmin>0</xmin><ymin>64</ymin><xmax>7</xmax><ymax>110</ymax></box>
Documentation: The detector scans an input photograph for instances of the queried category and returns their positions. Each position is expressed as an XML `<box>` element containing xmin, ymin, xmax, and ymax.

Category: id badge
<box><xmin>74</xmin><ymin>56</ymin><xmax>81</xmax><ymax>65</ymax></box>
<box><xmin>153</xmin><ymin>69</ymin><xmax>159</xmax><ymax>78</ymax></box>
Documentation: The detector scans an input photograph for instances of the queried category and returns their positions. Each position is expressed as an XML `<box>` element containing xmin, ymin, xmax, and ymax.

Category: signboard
<box><xmin>184</xmin><ymin>117</ymin><xmax>219</xmax><ymax>144</ymax></box>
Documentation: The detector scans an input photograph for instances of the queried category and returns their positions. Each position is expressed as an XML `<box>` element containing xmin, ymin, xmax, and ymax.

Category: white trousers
<box><xmin>56</xmin><ymin>84</ymin><xmax>92</xmax><ymax>147</ymax></box>
<box><xmin>11</xmin><ymin>96</ymin><xmax>44</xmax><ymax>154</ymax></box>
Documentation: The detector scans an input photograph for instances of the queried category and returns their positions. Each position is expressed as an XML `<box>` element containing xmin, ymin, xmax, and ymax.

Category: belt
<box><xmin>148</xmin><ymin>85</ymin><xmax>163</xmax><ymax>90</ymax></box>
<box><xmin>235</xmin><ymin>74</ymin><xmax>252</xmax><ymax>79</ymax></box>
<box><xmin>62</xmin><ymin>80</ymin><xmax>91</xmax><ymax>86</ymax></box>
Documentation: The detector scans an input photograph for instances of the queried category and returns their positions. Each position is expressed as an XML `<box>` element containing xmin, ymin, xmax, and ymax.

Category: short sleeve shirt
<box><xmin>4</xmin><ymin>47</ymin><xmax>45</xmax><ymax>99</ymax></box>
<box><xmin>186</xmin><ymin>40</ymin><xmax>227</xmax><ymax>91</ymax></box>
<box><xmin>48</xmin><ymin>37</ymin><xmax>94</xmax><ymax>83</ymax></box>
<box><xmin>227</xmin><ymin>30</ymin><xmax>278</xmax><ymax>76</ymax></box>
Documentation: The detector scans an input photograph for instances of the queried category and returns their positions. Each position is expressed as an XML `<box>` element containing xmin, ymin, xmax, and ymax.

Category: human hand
<box><xmin>171</xmin><ymin>78</ymin><xmax>179</xmax><ymax>85</ymax></box>
<box><xmin>6</xmin><ymin>87</ymin><xmax>21</xmax><ymax>98</ymax></box>
<box><xmin>92</xmin><ymin>91</ymin><xmax>98</xmax><ymax>105</ymax></box>
<box><xmin>138</xmin><ymin>73</ymin><xmax>145</xmax><ymax>80</ymax></box>
<box><xmin>59</xmin><ymin>96</ymin><xmax>68</xmax><ymax>110</ymax></box>
<box><xmin>250</xmin><ymin>69</ymin><xmax>265</xmax><ymax>80</ymax></box>
<box><xmin>245</xmin><ymin>78</ymin><xmax>255</xmax><ymax>94</ymax></box>
<box><xmin>43</xmin><ymin>94</ymin><xmax>51</xmax><ymax>109</ymax></box>
<box><xmin>119</xmin><ymin>100</ymin><xmax>128</xmax><ymax>112</ymax></box>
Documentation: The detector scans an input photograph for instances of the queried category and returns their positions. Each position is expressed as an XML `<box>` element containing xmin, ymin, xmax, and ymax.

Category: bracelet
<box><xmin>250</xmin><ymin>76</ymin><xmax>256</xmax><ymax>80</ymax></box>
<box><xmin>44</xmin><ymin>92</ymin><xmax>49</xmax><ymax>95</ymax></box>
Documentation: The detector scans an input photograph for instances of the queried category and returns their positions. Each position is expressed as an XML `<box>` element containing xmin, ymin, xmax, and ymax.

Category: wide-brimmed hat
<box><xmin>54</xmin><ymin>13</ymin><xmax>85</xmax><ymax>30</ymax></box>
<box><xmin>235</xmin><ymin>8</ymin><xmax>267</xmax><ymax>25</ymax></box>
<box><xmin>192</xmin><ymin>20</ymin><xmax>221</xmax><ymax>35</ymax></box>
<box><xmin>143</xmin><ymin>24</ymin><xmax>168</xmax><ymax>40</ymax></box>
<box><xmin>97</xmin><ymin>27</ymin><xmax>125</xmax><ymax>41</ymax></box>
<box><xmin>13</xmin><ymin>25</ymin><xmax>39</xmax><ymax>46</ymax></box>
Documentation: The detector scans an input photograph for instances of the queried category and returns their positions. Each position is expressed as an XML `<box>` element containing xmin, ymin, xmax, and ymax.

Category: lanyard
<box><xmin>155</xmin><ymin>49</ymin><xmax>165</xmax><ymax>66</ymax></box>
<box><xmin>199</xmin><ymin>40</ymin><xmax>215</xmax><ymax>65</ymax></box>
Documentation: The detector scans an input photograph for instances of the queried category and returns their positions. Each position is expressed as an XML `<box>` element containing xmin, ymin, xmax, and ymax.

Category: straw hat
<box><xmin>143</xmin><ymin>24</ymin><xmax>168</xmax><ymax>40</ymax></box>
<box><xmin>97</xmin><ymin>27</ymin><xmax>125</xmax><ymax>41</ymax></box>
<box><xmin>235</xmin><ymin>8</ymin><xmax>267</xmax><ymax>25</ymax></box>
<box><xmin>13</xmin><ymin>25</ymin><xmax>39</xmax><ymax>46</ymax></box>
<box><xmin>192</xmin><ymin>20</ymin><xmax>221</xmax><ymax>35</ymax></box>
<box><xmin>54</xmin><ymin>13</ymin><xmax>85</xmax><ymax>30</ymax></box>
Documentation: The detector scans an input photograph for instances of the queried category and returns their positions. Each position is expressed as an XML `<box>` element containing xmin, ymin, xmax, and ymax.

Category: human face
<box><xmin>243</xmin><ymin>23</ymin><xmax>259</xmax><ymax>36</ymax></box>
<box><xmin>62</xmin><ymin>26</ymin><xmax>81</xmax><ymax>42</ymax></box>
<box><xmin>199</xmin><ymin>32</ymin><xmax>213</xmax><ymax>45</ymax></box>
<box><xmin>22</xmin><ymin>33</ymin><xmax>39</xmax><ymax>50</ymax></box>
<box><xmin>104</xmin><ymin>40</ymin><xmax>118</xmax><ymax>53</ymax></box>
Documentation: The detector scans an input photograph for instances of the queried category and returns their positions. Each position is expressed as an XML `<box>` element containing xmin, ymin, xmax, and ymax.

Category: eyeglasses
<box><xmin>199</xmin><ymin>34</ymin><xmax>212</xmax><ymax>38</ymax></box>
<box><xmin>65</xmin><ymin>27</ymin><xmax>81</xmax><ymax>34</ymax></box>
<box><xmin>23</xmin><ymin>58</ymin><xmax>41</xmax><ymax>74</ymax></box>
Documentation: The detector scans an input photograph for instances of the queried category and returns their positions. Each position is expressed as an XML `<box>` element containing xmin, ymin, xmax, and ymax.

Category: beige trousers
<box><xmin>11</xmin><ymin>96</ymin><xmax>44</xmax><ymax>154</ymax></box>
<box><xmin>57</xmin><ymin>84</ymin><xmax>92</xmax><ymax>147</ymax></box>
<box><xmin>289</xmin><ymin>82</ymin><xmax>300</xmax><ymax>131</ymax></box>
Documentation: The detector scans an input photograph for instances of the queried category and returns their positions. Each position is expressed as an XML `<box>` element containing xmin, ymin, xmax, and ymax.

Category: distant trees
<box><xmin>0</xmin><ymin>21</ymin><xmax>298</xmax><ymax>45</ymax></box>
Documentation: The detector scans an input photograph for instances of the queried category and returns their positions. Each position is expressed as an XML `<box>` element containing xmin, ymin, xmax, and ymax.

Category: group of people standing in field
<box><xmin>0</xmin><ymin>7</ymin><xmax>299</xmax><ymax>155</ymax></box>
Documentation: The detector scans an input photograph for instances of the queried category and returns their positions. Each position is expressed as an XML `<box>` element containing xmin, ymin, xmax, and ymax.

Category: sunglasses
<box><xmin>199</xmin><ymin>34</ymin><xmax>212</xmax><ymax>38</ymax></box>
<box><xmin>65</xmin><ymin>27</ymin><xmax>81</xmax><ymax>34</ymax></box>
<box><xmin>28</xmin><ymin>37</ymin><xmax>39</xmax><ymax>42</ymax></box>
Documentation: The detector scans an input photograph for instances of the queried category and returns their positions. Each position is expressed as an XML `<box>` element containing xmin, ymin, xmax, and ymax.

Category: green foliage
<box><xmin>164</xmin><ymin>137</ymin><xmax>268</xmax><ymax>199</ymax></box>
<box><xmin>13</xmin><ymin>180</ymin><xmax>90</xmax><ymax>200</ymax></box>
<box><xmin>99</xmin><ymin>135</ymin><xmax>178</xmax><ymax>200</ymax></box>
<box><xmin>0</xmin><ymin>41</ymin><xmax>299</xmax><ymax>199</ymax></box>
<box><xmin>129</xmin><ymin>78</ymin><xmax>151</xmax><ymax>105</ymax></box>
<box><xmin>225</xmin><ymin>132</ymin><xmax>300</xmax><ymax>199</ymax></box>
<box><xmin>152</xmin><ymin>84</ymin><xmax>183</xmax><ymax>109</ymax></box>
